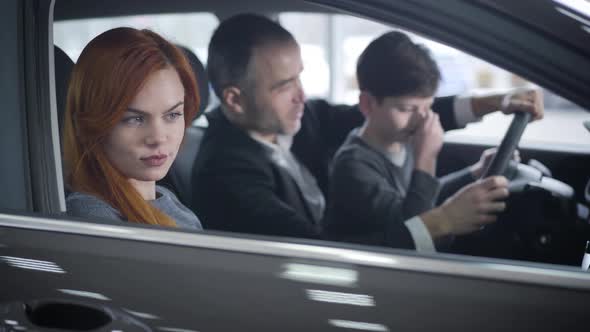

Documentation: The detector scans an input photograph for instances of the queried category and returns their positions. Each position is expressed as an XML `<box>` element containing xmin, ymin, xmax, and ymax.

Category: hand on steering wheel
<box><xmin>480</xmin><ymin>112</ymin><xmax>531</xmax><ymax>179</ymax></box>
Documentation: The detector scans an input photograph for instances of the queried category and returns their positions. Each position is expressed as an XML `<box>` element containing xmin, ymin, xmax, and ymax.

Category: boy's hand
<box><xmin>470</xmin><ymin>148</ymin><xmax>521</xmax><ymax>179</ymax></box>
<box><xmin>413</xmin><ymin>111</ymin><xmax>443</xmax><ymax>175</ymax></box>
<box><xmin>440</xmin><ymin>176</ymin><xmax>509</xmax><ymax>235</ymax></box>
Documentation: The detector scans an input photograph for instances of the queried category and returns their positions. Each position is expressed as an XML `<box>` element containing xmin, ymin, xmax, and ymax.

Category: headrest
<box><xmin>176</xmin><ymin>45</ymin><xmax>210</xmax><ymax>117</ymax></box>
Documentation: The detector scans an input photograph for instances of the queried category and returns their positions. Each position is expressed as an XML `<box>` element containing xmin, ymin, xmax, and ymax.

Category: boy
<box><xmin>325</xmin><ymin>31</ymin><xmax>512</xmax><ymax>251</ymax></box>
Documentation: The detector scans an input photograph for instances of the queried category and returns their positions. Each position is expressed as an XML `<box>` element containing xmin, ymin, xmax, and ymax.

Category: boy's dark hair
<box><xmin>207</xmin><ymin>13</ymin><xmax>296</xmax><ymax>98</ymax></box>
<box><xmin>356</xmin><ymin>31</ymin><xmax>440</xmax><ymax>101</ymax></box>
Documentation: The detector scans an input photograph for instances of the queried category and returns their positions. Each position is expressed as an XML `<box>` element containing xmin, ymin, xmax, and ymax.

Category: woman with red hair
<box><xmin>63</xmin><ymin>27</ymin><xmax>202</xmax><ymax>229</ymax></box>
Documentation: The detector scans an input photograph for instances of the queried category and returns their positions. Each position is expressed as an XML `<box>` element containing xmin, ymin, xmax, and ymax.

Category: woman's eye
<box><xmin>166</xmin><ymin>112</ymin><xmax>184</xmax><ymax>121</ymax></box>
<box><xmin>123</xmin><ymin>116</ymin><xmax>144</xmax><ymax>125</ymax></box>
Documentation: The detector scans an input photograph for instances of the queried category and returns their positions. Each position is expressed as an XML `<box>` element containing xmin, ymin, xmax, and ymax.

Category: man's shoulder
<box><xmin>194</xmin><ymin>132</ymin><xmax>272</xmax><ymax>179</ymax></box>
<box><xmin>199</xmin><ymin>110</ymin><xmax>265</xmax><ymax>160</ymax></box>
<box><xmin>202</xmin><ymin>109</ymin><xmax>246</xmax><ymax>143</ymax></box>
<box><xmin>305</xmin><ymin>98</ymin><xmax>357</xmax><ymax>112</ymax></box>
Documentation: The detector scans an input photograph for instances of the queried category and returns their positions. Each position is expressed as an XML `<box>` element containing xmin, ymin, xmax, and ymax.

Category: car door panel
<box><xmin>1</xmin><ymin>214</ymin><xmax>589</xmax><ymax>331</ymax></box>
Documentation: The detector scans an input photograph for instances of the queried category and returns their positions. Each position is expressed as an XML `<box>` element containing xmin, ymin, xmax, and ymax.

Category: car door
<box><xmin>2</xmin><ymin>214</ymin><xmax>590</xmax><ymax>332</ymax></box>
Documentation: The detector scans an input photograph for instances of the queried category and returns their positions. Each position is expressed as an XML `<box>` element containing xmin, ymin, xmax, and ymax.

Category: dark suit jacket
<box><xmin>192</xmin><ymin>97</ymin><xmax>458</xmax><ymax>238</ymax></box>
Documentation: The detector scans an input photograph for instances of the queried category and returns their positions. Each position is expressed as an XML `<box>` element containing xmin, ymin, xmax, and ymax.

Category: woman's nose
<box><xmin>144</xmin><ymin>120</ymin><xmax>167</xmax><ymax>146</ymax></box>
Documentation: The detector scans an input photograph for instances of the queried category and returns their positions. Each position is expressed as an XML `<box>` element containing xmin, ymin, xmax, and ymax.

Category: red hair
<box><xmin>63</xmin><ymin>28</ymin><xmax>199</xmax><ymax>226</ymax></box>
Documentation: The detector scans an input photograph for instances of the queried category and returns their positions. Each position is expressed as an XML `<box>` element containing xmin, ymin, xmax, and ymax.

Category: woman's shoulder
<box><xmin>66</xmin><ymin>191</ymin><xmax>123</xmax><ymax>221</ymax></box>
<box><xmin>155</xmin><ymin>185</ymin><xmax>203</xmax><ymax>230</ymax></box>
<box><xmin>66</xmin><ymin>191</ymin><xmax>109</xmax><ymax>207</ymax></box>
<box><xmin>156</xmin><ymin>185</ymin><xmax>179</xmax><ymax>201</ymax></box>
<box><xmin>155</xmin><ymin>185</ymin><xmax>188</xmax><ymax>214</ymax></box>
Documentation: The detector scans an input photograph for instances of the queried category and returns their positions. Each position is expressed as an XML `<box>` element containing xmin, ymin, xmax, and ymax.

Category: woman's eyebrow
<box><xmin>127</xmin><ymin>101</ymin><xmax>184</xmax><ymax>115</ymax></box>
<box><xmin>125</xmin><ymin>108</ymin><xmax>149</xmax><ymax>115</ymax></box>
<box><xmin>162</xmin><ymin>102</ymin><xmax>184</xmax><ymax>113</ymax></box>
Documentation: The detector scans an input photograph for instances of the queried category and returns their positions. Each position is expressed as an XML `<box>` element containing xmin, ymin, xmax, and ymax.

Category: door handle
<box><xmin>0</xmin><ymin>299</ymin><xmax>152</xmax><ymax>332</ymax></box>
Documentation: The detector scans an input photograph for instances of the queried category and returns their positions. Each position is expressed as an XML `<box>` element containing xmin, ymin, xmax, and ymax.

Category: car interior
<box><xmin>49</xmin><ymin>0</ymin><xmax>590</xmax><ymax>269</ymax></box>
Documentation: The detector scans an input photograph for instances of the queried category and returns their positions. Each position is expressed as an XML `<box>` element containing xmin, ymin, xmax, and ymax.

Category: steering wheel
<box><xmin>468</xmin><ymin>111</ymin><xmax>531</xmax><ymax>258</ymax></box>
<box><xmin>480</xmin><ymin>111</ymin><xmax>531</xmax><ymax>178</ymax></box>
<box><xmin>469</xmin><ymin>111</ymin><xmax>577</xmax><ymax>262</ymax></box>
<box><xmin>479</xmin><ymin>111</ymin><xmax>572</xmax><ymax>198</ymax></box>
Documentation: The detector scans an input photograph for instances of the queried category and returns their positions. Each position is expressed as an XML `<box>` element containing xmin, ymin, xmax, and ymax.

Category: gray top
<box><xmin>325</xmin><ymin>128</ymin><xmax>474</xmax><ymax>250</ymax></box>
<box><xmin>325</xmin><ymin>128</ymin><xmax>441</xmax><ymax>249</ymax></box>
<box><xmin>66</xmin><ymin>186</ymin><xmax>203</xmax><ymax>230</ymax></box>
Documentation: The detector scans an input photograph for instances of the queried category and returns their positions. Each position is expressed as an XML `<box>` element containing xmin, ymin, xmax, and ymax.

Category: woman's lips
<box><xmin>141</xmin><ymin>154</ymin><xmax>168</xmax><ymax>167</ymax></box>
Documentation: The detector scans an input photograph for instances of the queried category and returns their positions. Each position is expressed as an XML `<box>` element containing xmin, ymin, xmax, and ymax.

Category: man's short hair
<box><xmin>207</xmin><ymin>13</ymin><xmax>296</xmax><ymax>98</ymax></box>
<box><xmin>356</xmin><ymin>31</ymin><xmax>441</xmax><ymax>101</ymax></box>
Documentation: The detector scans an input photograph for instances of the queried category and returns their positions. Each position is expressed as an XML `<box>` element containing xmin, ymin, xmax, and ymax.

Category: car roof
<box><xmin>476</xmin><ymin>1</ymin><xmax>590</xmax><ymax>57</ymax></box>
<box><xmin>53</xmin><ymin>0</ymin><xmax>590</xmax><ymax>110</ymax></box>
<box><xmin>53</xmin><ymin>0</ymin><xmax>590</xmax><ymax>58</ymax></box>
<box><xmin>53</xmin><ymin>0</ymin><xmax>590</xmax><ymax>56</ymax></box>
<box><xmin>53</xmin><ymin>0</ymin><xmax>335</xmax><ymax>21</ymax></box>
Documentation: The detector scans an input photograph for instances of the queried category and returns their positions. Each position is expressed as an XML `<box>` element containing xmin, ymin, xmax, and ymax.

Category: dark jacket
<box><xmin>192</xmin><ymin>97</ymin><xmax>457</xmax><ymax>238</ymax></box>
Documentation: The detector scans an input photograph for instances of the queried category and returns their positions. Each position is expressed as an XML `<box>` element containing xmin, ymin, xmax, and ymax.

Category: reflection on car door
<box><xmin>1</xmin><ymin>214</ymin><xmax>590</xmax><ymax>331</ymax></box>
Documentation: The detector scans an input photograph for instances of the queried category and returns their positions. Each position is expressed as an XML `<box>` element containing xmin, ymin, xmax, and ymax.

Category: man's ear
<box><xmin>358</xmin><ymin>91</ymin><xmax>373</xmax><ymax>117</ymax></box>
<box><xmin>222</xmin><ymin>86</ymin><xmax>245</xmax><ymax>115</ymax></box>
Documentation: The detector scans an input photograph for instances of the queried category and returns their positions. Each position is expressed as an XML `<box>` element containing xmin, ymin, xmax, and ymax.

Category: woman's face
<box><xmin>103</xmin><ymin>67</ymin><xmax>186</xmax><ymax>185</ymax></box>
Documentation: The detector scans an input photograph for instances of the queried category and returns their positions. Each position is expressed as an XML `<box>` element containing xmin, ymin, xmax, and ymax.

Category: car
<box><xmin>1</xmin><ymin>0</ymin><xmax>589</xmax><ymax>331</ymax></box>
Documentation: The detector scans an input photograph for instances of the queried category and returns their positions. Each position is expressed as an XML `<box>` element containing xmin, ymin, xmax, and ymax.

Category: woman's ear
<box><xmin>222</xmin><ymin>86</ymin><xmax>245</xmax><ymax>116</ymax></box>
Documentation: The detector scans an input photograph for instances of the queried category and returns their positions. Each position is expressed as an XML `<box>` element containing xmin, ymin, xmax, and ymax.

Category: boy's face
<box><xmin>366</xmin><ymin>94</ymin><xmax>435</xmax><ymax>142</ymax></box>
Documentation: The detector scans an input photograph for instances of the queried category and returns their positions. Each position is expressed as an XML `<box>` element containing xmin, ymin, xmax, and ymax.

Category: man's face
<box><xmin>241</xmin><ymin>40</ymin><xmax>306</xmax><ymax>136</ymax></box>
<box><xmin>368</xmin><ymin>94</ymin><xmax>435</xmax><ymax>142</ymax></box>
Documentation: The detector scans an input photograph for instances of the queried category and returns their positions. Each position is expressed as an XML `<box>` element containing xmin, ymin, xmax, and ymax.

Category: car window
<box><xmin>48</xmin><ymin>7</ymin><xmax>590</xmax><ymax>272</ymax></box>
<box><xmin>54</xmin><ymin>13</ymin><xmax>218</xmax><ymax>64</ymax></box>
<box><xmin>279</xmin><ymin>12</ymin><xmax>590</xmax><ymax>152</ymax></box>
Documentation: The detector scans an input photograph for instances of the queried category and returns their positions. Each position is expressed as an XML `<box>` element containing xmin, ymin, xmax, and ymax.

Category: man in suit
<box><xmin>192</xmin><ymin>13</ymin><xmax>543</xmax><ymax>239</ymax></box>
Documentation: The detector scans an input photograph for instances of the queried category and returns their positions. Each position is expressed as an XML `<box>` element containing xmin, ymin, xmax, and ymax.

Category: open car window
<box><xmin>280</xmin><ymin>12</ymin><xmax>590</xmax><ymax>152</ymax></box>
<box><xmin>54</xmin><ymin>13</ymin><xmax>218</xmax><ymax>64</ymax></box>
